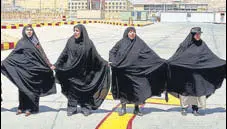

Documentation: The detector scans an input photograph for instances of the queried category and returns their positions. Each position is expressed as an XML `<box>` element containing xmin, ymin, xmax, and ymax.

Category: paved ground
<box><xmin>1</xmin><ymin>23</ymin><xmax>226</xmax><ymax>129</ymax></box>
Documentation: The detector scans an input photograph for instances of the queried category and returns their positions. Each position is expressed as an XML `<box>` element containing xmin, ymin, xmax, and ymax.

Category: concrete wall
<box><xmin>160</xmin><ymin>12</ymin><xmax>226</xmax><ymax>23</ymax></box>
<box><xmin>187</xmin><ymin>13</ymin><xmax>214</xmax><ymax>23</ymax></box>
<box><xmin>77</xmin><ymin>10</ymin><xmax>101</xmax><ymax>19</ymax></box>
<box><xmin>160</xmin><ymin>13</ymin><xmax>187</xmax><ymax>22</ymax></box>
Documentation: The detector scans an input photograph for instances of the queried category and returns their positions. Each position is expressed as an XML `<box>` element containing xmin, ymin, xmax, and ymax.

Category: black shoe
<box><xmin>119</xmin><ymin>104</ymin><xmax>126</xmax><ymax>116</ymax></box>
<box><xmin>81</xmin><ymin>108</ymin><xmax>92</xmax><ymax>116</ymax></box>
<box><xmin>192</xmin><ymin>110</ymin><xmax>205</xmax><ymax>116</ymax></box>
<box><xmin>67</xmin><ymin>108</ymin><xmax>77</xmax><ymax>116</ymax></box>
<box><xmin>181</xmin><ymin>108</ymin><xmax>187</xmax><ymax>116</ymax></box>
<box><xmin>67</xmin><ymin>111</ymin><xmax>77</xmax><ymax>116</ymax></box>
<box><xmin>133</xmin><ymin>105</ymin><xmax>143</xmax><ymax>116</ymax></box>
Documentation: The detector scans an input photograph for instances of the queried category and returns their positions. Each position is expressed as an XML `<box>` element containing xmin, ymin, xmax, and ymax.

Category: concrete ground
<box><xmin>1</xmin><ymin>23</ymin><xmax>226</xmax><ymax>129</ymax></box>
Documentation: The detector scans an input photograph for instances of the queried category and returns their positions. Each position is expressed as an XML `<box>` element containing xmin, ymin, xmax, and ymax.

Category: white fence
<box><xmin>160</xmin><ymin>12</ymin><xmax>226</xmax><ymax>23</ymax></box>
<box><xmin>214</xmin><ymin>12</ymin><xmax>226</xmax><ymax>23</ymax></box>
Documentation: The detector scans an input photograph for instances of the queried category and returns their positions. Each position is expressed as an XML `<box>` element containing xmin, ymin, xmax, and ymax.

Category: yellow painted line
<box><xmin>106</xmin><ymin>93</ymin><xmax>180</xmax><ymax>106</ymax></box>
<box><xmin>146</xmin><ymin>94</ymin><xmax>180</xmax><ymax>106</ymax></box>
<box><xmin>96</xmin><ymin>104</ymin><xmax>137</xmax><ymax>129</ymax></box>
<box><xmin>105</xmin><ymin>94</ymin><xmax>114</xmax><ymax>100</ymax></box>
<box><xmin>97</xmin><ymin>94</ymin><xmax>180</xmax><ymax>129</ymax></box>
<box><xmin>97</xmin><ymin>111</ymin><xmax>134</xmax><ymax>129</ymax></box>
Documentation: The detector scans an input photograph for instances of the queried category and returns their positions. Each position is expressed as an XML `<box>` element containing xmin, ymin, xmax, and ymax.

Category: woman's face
<box><xmin>25</xmin><ymin>27</ymin><xmax>33</xmax><ymax>38</ymax></box>
<box><xmin>128</xmin><ymin>30</ymin><xmax>136</xmax><ymax>40</ymax></box>
<box><xmin>74</xmin><ymin>28</ymin><xmax>81</xmax><ymax>39</ymax></box>
<box><xmin>193</xmin><ymin>33</ymin><xmax>201</xmax><ymax>41</ymax></box>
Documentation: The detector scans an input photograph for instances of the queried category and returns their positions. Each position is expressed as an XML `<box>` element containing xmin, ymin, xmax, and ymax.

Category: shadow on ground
<box><xmin>166</xmin><ymin>107</ymin><xmax>226</xmax><ymax>115</ymax></box>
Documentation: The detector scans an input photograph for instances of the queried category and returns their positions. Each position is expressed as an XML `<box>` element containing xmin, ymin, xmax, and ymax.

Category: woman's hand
<box><xmin>108</xmin><ymin>62</ymin><xmax>112</xmax><ymax>67</ymax></box>
<box><xmin>50</xmin><ymin>65</ymin><xmax>56</xmax><ymax>70</ymax></box>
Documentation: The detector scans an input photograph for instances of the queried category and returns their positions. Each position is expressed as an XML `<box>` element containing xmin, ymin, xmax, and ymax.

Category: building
<box><xmin>68</xmin><ymin>0</ymin><xmax>105</xmax><ymax>11</ymax></box>
<box><xmin>1</xmin><ymin>0</ymin><xmax>68</xmax><ymax>12</ymax></box>
<box><xmin>68</xmin><ymin>0</ymin><xmax>133</xmax><ymax>19</ymax></box>
<box><xmin>132</xmin><ymin>0</ymin><xmax>226</xmax><ymax>12</ymax></box>
<box><xmin>105</xmin><ymin>0</ymin><xmax>133</xmax><ymax>12</ymax></box>
<box><xmin>68</xmin><ymin>0</ymin><xmax>132</xmax><ymax>12</ymax></box>
<box><xmin>133</xmin><ymin>0</ymin><xmax>209</xmax><ymax>12</ymax></box>
<box><xmin>89</xmin><ymin>0</ymin><xmax>105</xmax><ymax>10</ymax></box>
<box><xmin>68</xmin><ymin>0</ymin><xmax>106</xmax><ymax>19</ymax></box>
<box><xmin>1</xmin><ymin>0</ymin><xmax>14</xmax><ymax>11</ymax></box>
<box><xmin>68</xmin><ymin>0</ymin><xmax>89</xmax><ymax>12</ymax></box>
<box><xmin>183</xmin><ymin>0</ymin><xmax>226</xmax><ymax>11</ymax></box>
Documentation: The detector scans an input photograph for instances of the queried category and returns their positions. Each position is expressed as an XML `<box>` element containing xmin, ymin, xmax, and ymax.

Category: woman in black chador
<box><xmin>1</xmin><ymin>25</ymin><xmax>56</xmax><ymax>116</ymax></box>
<box><xmin>53</xmin><ymin>24</ymin><xmax>110</xmax><ymax>116</ymax></box>
<box><xmin>167</xmin><ymin>27</ymin><xmax>226</xmax><ymax>116</ymax></box>
<box><xmin>109</xmin><ymin>27</ymin><xmax>167</xmax><ymax>116</ymax></box>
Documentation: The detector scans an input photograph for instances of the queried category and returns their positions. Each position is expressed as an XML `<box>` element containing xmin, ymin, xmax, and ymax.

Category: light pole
<box><xmin>69</xmin><ymin>0</ymin><xmax>72</xmax><ymax>20</ymax></box>
<box><xmin>90</xmin><ymin>0</ymin><xmax>92</xmax><ymax>10</ymax></box>
<box><xmin>40</xmin><ymin>0</ymin><xmax>41</xmax><ymax>12</ymax></box>
<box><xmin>54</xmin><ymin>0</ymin><xmax>56</xmax><ymax>12</ymax></box>
<box><xmin>100</xmin><ymin>0</ymin><xmax>104</xmax><ymax>19</ymax></box>
<box><xmin>133</xmin><ymin>0</ymin><xmax>136</xmax><ymax>22</ymax></box>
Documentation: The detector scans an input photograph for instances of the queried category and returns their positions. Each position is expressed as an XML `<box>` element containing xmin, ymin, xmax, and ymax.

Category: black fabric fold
<box><xmin>55</xmin><ymin>24</ymin><xmax>110</xmax><ymax>110</ymax></box>
<box><xmin>109</xmin><ymin>27</ymin><xmax>167</xmax><ymax>104</ymax></box>
<box><xmin>167</xmin><ymin>27</ymin><xmax>226</xmax><ymax>97</ymax></box>
<box><xmin>1</xmin><ymin>26</ymin><xmax>57</xmax><ymax>101</ymax></box>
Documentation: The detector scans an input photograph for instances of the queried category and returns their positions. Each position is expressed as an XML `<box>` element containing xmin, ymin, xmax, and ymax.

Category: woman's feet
<box><xmin>192</xmin><ymin>105</ymin><xmax>205</xmax><ymax>116</ymax></box>
<box><xmin>133</xmin><ymin>105</ymin><xmax>143</xmax><ymax>116</ymax></box>
<box><xmin>118</xmin><ymin>104</ymin><xmax>143</xmax><ymax>116</ymax></box>
<box><xmin>67</xmin><ymin>106</ymin><xmax>92</xmax><ymax>116</ymax></box>
<box><xmin>119</xmin><ymin>104</ymin><xmax>126</xmax><ymax>116</ymax></box>
<box><xmin>81</xmin><ymin>108</ymin><xmax>92</xmax><ymax>116</ymax></box>
<box><xmin>67</xmin><ymin>107</ymin><xmax>78</xmax><ymax>116</ymax></box>
<box><xmin>181</xmin><ymin>108</ymin><xmax>187</xmax><ymax>116</ymax></box>
<box><xmin>16</xmin><ymin>109</ymin><xmax>32</xmax><ymax>117</ymax></box>
<box><xmin>67</xmin><ymin>100</ymin><xmax>78</xmax><ymax>116</ymax></box>
<box><xmin>25</xmin><ymin>110</ymin><xmax>31</xmax><ymax>117</ymax></box>
<box><xmin>16</xmin><ymin>109</ymin><xmax>23</xmax><ymax>115</ymax></box>
<box><xmin>181</xmin><ymin>106</ymin><xmax>205</xmax><ymax>116</ymax></box>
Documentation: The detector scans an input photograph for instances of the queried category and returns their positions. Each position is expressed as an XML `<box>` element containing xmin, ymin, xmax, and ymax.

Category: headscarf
<box><xmin>23</xmin><ymin>26</ymin><xmax>39</xmax><ymax>46</ymax></box>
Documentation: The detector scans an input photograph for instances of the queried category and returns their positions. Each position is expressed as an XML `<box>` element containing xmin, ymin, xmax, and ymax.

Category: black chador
<box><xmin>109</xmin><ymin>27</ymin><xmax>167</xmax><ymax>116</ymax></box>
<box><xmin>167</xmin><ymin>27</ymin><xmax>226</xmax><ymax>116</ymax></box>
<box><xmin>1</xmin><ymin>26</ymin><xmax>56</xmax><ymax>116</ymax></box>
<box><xmin>54</xmin><ymin>24</ymin><xmax>110</xmax><ymax>116</ymax></box>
